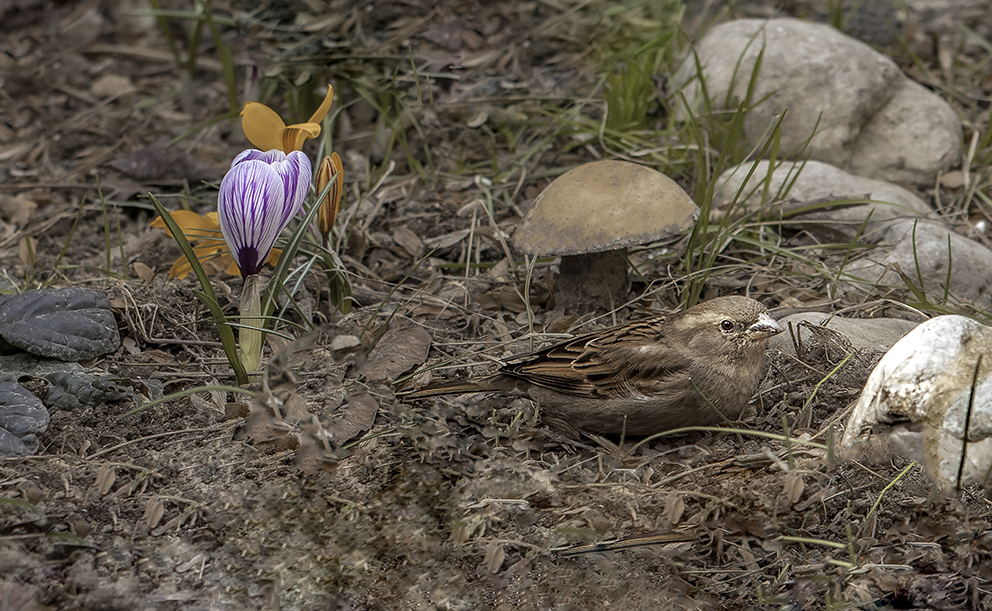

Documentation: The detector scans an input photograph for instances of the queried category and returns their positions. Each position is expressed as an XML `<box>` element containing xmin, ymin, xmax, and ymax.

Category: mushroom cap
<box><xmin>513</xmin><ymin>160</ymin><xmax>699</xmax><ymax>256</ymax></box>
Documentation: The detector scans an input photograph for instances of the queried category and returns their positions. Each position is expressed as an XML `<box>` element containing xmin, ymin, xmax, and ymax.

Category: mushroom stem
<box><xmin>556</xmin><ymin>249</ymin><xmax>628</xmax><ymax>314</ymax></box>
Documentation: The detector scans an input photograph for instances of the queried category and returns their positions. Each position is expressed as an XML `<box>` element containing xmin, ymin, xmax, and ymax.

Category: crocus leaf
<box><xmin>148</xmin><ymin>193</ymin><xmax>248</xmax><ymax>385</ymax></box>
<box><xmin>0</xmin><ymin>288</ymin><xmax>120</xmax><ymax>361</ymax></box>
<box><xmin>151</xmin><ymin>210</ymin><xmax>223</xmax><ymax>239</ymax></box>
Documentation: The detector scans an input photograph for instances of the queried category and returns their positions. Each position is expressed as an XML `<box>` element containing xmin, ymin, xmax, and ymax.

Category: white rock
<box><xmin>713</xmin><ymin>160</ymin><xmax>932</xmax><ymax>241</ymax></box>
<box><xmin>674</xmin><ymin>18</ymin><xmax>961</xmax><ymax>186</ymax></box>
<box><xmin>840</xmin><ymin>315</ymin><xmax>992</xmax><ymax>488</ymax></box>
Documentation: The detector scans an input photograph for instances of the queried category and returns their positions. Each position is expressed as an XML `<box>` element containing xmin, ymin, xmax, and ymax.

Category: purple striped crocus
<box><xmin>217</xmin><ymin>149</ymin><xmax>312</xmax><ymax>278</ymax></box>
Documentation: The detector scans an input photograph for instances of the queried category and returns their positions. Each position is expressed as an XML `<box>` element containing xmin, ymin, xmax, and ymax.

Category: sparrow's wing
<box><xmin>501</xmin><ymin>317</ymin><xmax>691</xmax><ymax>398</ymax></box>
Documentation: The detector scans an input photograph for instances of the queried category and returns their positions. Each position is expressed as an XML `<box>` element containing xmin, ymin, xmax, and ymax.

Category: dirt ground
<box><xmin>2</xmin><ymin>0</ymin><xmax>992</xmax><ymax>609</ymax></box>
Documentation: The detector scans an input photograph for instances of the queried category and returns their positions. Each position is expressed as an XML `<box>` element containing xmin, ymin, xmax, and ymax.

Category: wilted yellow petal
<box><xmin>170</xmin><ymin>257</ymin><xmax>192</xmax><ymax>279</ymax></box>
<box><xmin>224</xmin><ymin>258</ymin><xmax>241</xmax><ymax>277</ymax></box>
<box><xmin>308</xmin><ymin>85</ymin><xmax>335</xmax><ymax>125</ymax></box>
<box><xmin>280</xmin><ymin>124</ymin><xmax>321</xmax><ymax>153</ymax></box>
<box><xmin>239</xmin><ymin>86</ymin><xmax>334</xmax><ymax>153</ymax></box>
<box><xmin>240</xmin><ymin>101</ymin><xmax>288</xmax><ymax>152</ymax></box>
<box><xmin>152</xmin><ymin>210</ymin><xmax>222</xmax><ymax>240</ymax></box>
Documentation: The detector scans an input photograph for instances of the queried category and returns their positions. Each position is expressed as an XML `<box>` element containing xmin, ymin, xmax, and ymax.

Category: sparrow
<box><xmin>401</xmin><ymin>295</ymin><xmax>784</xmax><ymax>436</ymax></box>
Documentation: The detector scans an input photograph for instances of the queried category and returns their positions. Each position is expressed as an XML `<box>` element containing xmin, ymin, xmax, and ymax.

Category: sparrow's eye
<box><xmin>720</xmin><ymin>320</ymin><xmax>735</xmax><ymax>331</ymax></box>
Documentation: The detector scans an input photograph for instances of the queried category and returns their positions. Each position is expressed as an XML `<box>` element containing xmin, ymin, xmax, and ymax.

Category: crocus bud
<box><xmin>315</xmin><ymin>152</ymin><xmax>343</xmax><ymax>247</ymax></box>
<box><xmin>217</xmin><ymin>149</ymin><xmax>312</xmax><ymax>278</ymax></box>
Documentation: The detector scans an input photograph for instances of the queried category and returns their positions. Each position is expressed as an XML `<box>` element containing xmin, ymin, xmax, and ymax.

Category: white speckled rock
<box><xmin>840</xmin><ymin>315</ymin><xmax>992</xmax><ymax>488</ymax></box>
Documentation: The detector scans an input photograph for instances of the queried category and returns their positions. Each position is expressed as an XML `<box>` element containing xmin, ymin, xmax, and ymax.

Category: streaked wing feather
<box><xmin>501</xmin><ymin>316</ymin><xmax>690</xmax><ymax>398</ymax></box>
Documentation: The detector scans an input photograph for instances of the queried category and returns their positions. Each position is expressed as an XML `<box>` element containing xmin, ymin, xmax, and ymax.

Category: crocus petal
<box><xmin>230</xmin><ymin>149</ymin><xmax>311</xmax><ymax>215</ymax></box>
<box><xmin>231</xmin><ymin>148</ymin><xmax>288</xmax><ymax>168</ymax></box>
<box><xmin>240</xmin><ymin>102</ymin><xmax>288</xmax><ymax>152</ymax></box>
<box><xmin>217</xmin><ymin>161</ymin><xmax>289</xmax><ymax>277</ymax></box>
<box><xmin>308</xmin><ymin>85</ymin><xmax>335</xmax><ymax>125</ymax></box>
<box><xmin>269</xmin><ymin>151</ymin><xmax>312</xmax><ymax>220</ymax></box>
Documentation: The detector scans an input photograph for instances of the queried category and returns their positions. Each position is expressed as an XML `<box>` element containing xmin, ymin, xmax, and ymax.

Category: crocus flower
<box><xmin>151</xmin><ymin>211</ymin><xmax>282</xmax><ymax>279</ymax></box>
<box><xmin>240</xmin><ymin>85</ymin><xmax>334</xmax><ymax>153</ymax></box>
<box><xmin>217</xmin><ymin>149</ymin><xmax>312</xmax><ymax>278</ymax></box>
<box><xmin>314</xmin><ymin>152</ymin><xmax>344</xmax><ymax>248</ymax></box>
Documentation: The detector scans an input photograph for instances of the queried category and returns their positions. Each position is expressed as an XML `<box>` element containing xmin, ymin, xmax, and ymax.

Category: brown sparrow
<box><xmin>402</xmin><ymin>296</ymin><xmax>784</xmax><ymax>436</ymax></box>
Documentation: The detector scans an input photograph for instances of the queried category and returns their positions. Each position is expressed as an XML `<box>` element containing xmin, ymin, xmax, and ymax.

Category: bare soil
<box><xmin>2</xmin><ymin>1</ymin><xmax>992</xmax><ymax>609</ymax></box>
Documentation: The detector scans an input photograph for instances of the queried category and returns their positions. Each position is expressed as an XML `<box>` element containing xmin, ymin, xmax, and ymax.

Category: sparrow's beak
<box><xmin>747</xmin><ymin>313</ymin><xmax>784</xmax><ymax>340</ymax></box>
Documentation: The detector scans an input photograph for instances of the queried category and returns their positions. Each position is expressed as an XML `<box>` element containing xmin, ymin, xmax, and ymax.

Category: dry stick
<box><xmin>523</xmin><ymin>254</ymin><xmax>537</xmax><ymax>352</ymax></box>
<box><xmin>464</xmin><ymin>204</ymin><xmax>477</xmax><ymax>289</ymax></box>
<box><xmin>956</xmin><ymin>353</ymin><xmax>983</xmax><ymax>491</ymax></box>
<box><xmin>87</xmin><ymin>424</ymin><xmax>235</xmax><ymax>460</ymax></box>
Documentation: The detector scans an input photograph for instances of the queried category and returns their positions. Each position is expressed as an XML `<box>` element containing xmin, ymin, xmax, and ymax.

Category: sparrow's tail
<box><xmin>399</xmin><ymin>380</ymin><xmax>488</xmax><ymax>399</ymax></box>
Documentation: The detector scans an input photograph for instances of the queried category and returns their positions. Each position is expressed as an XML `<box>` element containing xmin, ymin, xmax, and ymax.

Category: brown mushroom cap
<box><xmin>513</xmin><ymin>160</ymin><xmax>699</xmax><ymax>256</ymax></box>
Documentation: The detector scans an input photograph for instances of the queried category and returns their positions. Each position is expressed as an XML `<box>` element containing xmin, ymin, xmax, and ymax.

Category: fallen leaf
<box><xmin>0</xmin><ymin>380</ymin><xmax>49</xmax><ymax>457</ymax></box>
<box><xmin>364</xmin><ymin>326</ymin><xmax>432</xmax><ymax>381</ymax></box>
<box><xmin>392</xmin><ymin>225</ymin><xmax>425</xmax><ymax>259</ymax></box>
<box><xmin>326</xmin><ymin>391</ymin><xmax>378</xmax><ymax>446</ymax></box>
<box><xmin>95</xmin><ymin>464</ymin><xmax>116</xmax><ymax>496</ymax></box>
<box><xmin>132</xmin><ymin>261</ymin><xmax>154</xmax><ymax>282</ymax></box>
<box><xmin>0</xmin><ymin>287</ymin><xmax>121</xmax><ymax>361</ymax></box>
<box><xmin>18</xmin><ymin>235</ymin><xmax>34</xmax><ymax>266</ymax></box>
<box><xmin>91</xmin><ymin>74</ymin><xmax>135</xmax><ymax>98</ymax></box>
<box><xmin>1</xmin><ymin>193</ymin><xmax>37</xmax><ymax>226</ymax></box>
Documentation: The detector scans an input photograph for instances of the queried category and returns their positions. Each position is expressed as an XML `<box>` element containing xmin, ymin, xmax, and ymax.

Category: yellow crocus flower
<box><xmin>240</xmin><ymin>85</ymin><xmax>334</xmax><ymax>153</ymax></box>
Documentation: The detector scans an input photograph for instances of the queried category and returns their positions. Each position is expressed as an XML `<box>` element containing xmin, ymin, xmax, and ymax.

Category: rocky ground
<box><xmin>2</xmin><ymin>0</ymin><xmax>992</xmax><ymax>609</ymax></box>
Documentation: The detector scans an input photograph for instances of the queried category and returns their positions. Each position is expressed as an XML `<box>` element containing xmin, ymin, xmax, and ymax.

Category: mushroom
<box><xmin>513</xmin><ymin>160</ymin><xmax>698</xmax><ymax>313</ymax></box>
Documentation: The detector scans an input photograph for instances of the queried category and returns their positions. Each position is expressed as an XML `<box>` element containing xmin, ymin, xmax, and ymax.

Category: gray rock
<box><xmin>674</xmin><ymin>18</ymin><xmax>961</xmax><ymax>186</ymax></box>
<box><xmin>713</xmin><ymin>160</ymin><xmax>932</xmax><ymax>242</ymax></box>
<box><xmin>840</xmin><ymin>315</ymin><xmax>992</xmax><ymax>488</ymax></box>
<box><xmin>769</xmin><ymin>312</ymin><xmax>919</xmax><ymax>357</ymax></box>
<box><xmin>844</xmin><ymin>219</ymin><xmax>992</xmax><ymax>309</ymax></box>
<box><xmin>848</xmin><ymin>79</ymin><xmax>962</xmax><ymax>186</ymax></box>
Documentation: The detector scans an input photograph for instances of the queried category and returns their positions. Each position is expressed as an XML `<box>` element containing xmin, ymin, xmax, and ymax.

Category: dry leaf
<box><xmin>392</xmin><ymin>225</ymin><xmax>425</xmax><ymax>259</ymax></box>
<box><xmin>482</xmin><ymin>541</ymin><xmax>505</xmax><ymax>574</ymax></box>
<box><xmin>18</xmin><ymin>235</ymin><xmax>35</xmax><ymax>267</ymax></box>
<box><xmin>132</xmin><ymin>261</ymin><xmax>154</xmax><ymax>282</ymax></box>
<box><xmin>424</xmin><ymin>228</ymin><xmax>470</xmax><ymax>249</ymax></box>
<box><xmin>364</xmin><ymin>326</ymin><xmax>433</xmax><ymax>381</ymax></box>
<box><xmin>785</xmin><ymin>473</ymin><xmax>805</xmax><ymax>505</ymax></box>
<box><xmin>324</xmin><ymin>391</ymin><xmax>378</xmax><ymax>447</ymax></box>
<box><xmin>143</xmin><ymin>497</ymin><xmax>165</xmax><ymax>531</ymax></box>
<box><xmin>475</xmin><ymin>285</ymin><xmax>527</xmax><ymax>313</ymax></box>
<box><xmin>1</xmin><ymin>193</ymin><xmax>36</xmax><ymax>226</ymax></box>
<box><xmin>664</xmin><ymin>493</ymin><xmax>685</xmax><ymax>525</ymax></box>
<box><xmin>95</xmin><ymin>464</ymin><xmax>116</xmax><ymax>496</ymax></box>
<box><xmin>108</xmin><ymin>139</ymin><xmax>221</xmax><ymax>183</ymax></box>
<box><xmin>91</xmin><ymin>74</ymin><xmax>135</xmax><ymax>98</ymax></box>
<box><xmin>0</xmin><ymin>580</ymin><xmax>52</xmax><ymax>611</ymax></box>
